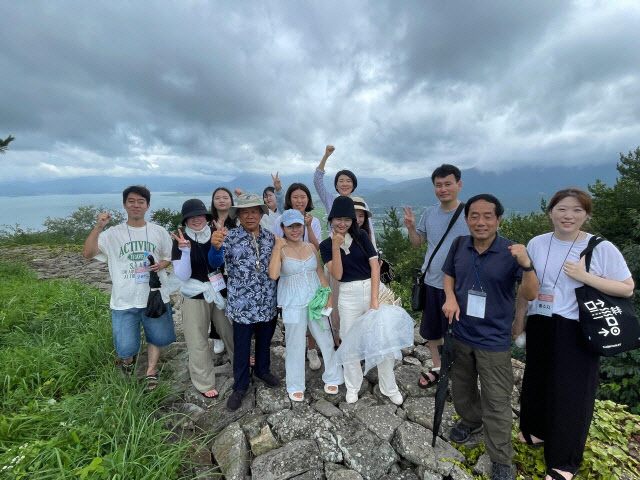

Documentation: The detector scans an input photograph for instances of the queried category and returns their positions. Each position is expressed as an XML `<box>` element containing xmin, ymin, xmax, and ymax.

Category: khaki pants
<box><xmin>451</xmin><ymin>339</ymin><xmax>514</xmax><ymax>466</ymax></box>
<box><xmin>182</xmin><ymin>298</ymin><xmax>234</xmax><ymax>393</ymax></box>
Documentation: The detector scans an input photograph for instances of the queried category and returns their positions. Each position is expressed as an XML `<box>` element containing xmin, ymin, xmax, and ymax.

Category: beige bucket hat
<box><xmin>228</xmin><ymin>193</ymin><xmax>269</xmax><ymax>218</ymax></box>
<box><xmin>351</xmin><ymin>196</ymin><xmax>372</xmax><ymax>217</ymax></box>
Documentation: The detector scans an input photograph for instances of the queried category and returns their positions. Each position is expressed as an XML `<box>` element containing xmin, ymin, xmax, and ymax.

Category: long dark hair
<box><xmin>210</xmin><ymin>187</ymin><xmax>237</xmax><ymax>230</ymax></box>
<box><xmin>284</xmin><ymin>183</ymin><xmax>314</xmax><ymax>212</ymax></box>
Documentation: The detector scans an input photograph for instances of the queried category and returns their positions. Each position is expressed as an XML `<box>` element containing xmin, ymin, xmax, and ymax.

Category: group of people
<box><xmin>82</xmin><ymin>147</ymin><xmax>635</xmax><ymax>480</ymax></box>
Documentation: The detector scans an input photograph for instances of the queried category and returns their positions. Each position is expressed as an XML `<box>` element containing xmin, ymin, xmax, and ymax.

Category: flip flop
<box><xmin>144</xmin><ymin>374</ymin><xmax>159</xmax><ymax>392</ymax></box>
<box><xmin>418</xmin><ymin>370</ymin><xmax>440</xmax><ymax>389</ymax></box>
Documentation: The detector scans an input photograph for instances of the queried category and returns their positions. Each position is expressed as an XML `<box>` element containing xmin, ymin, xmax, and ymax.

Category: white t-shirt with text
<box><xmin>95</xmin><ymin>222</ymin><xmax>173</xmax><ymax>310</ymax></box>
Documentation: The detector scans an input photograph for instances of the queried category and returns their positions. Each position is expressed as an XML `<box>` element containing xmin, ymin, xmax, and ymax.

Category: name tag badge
<box><xmin>467</xmin><ymin>289</ymin><xmax>487</xmax><ymax>319</ymax></box>
<box><xmin>134</xmin><ymin>267</ymin><xmax>150</xmax><ymax>284</ymax></box>
<box><xmin>208</xmin><ymin>271</ymin><xmax>226</xmax><ymax>292</ymax></box>
<box><xmin>534</xmin><ymin>287</ymin><xmax>554</xmax><ymax>317</ymax></box>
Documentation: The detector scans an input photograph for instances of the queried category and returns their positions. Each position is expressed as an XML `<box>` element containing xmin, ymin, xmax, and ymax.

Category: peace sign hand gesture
<box><xmin>171</xmin><ymin>229</ymin><xmax>191</xmax><ymax>249</ymax></box>
<box><xmin>402</xmin><ymin>206</ymin><xmax>415</xmax><ymax>230</ymax></box>
<box><xmin>211</xmin><ymin>220</ymin><xmax>228</xmax><ymax>249</ymax></box>
<box><xmin>271</xmin><ymin>172</ymin><xmax>282</xmax><ymax>192</ymax></box>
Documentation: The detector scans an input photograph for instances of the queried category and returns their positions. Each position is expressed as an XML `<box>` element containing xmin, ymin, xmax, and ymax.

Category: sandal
<box><xmin>547</xmin><ymin>470</ymin><xmax>572</xmax><ymax>480</ymax></box>
<box><xmin>289</xmin><ymin>392</ymin><xmax>304</xmax><ymax>402</ymax></box>
<box><xmin>201</xmin><ymin>389</ymin><xmax>219</xmax><ymax>399</ymax></box>
<box><xmin>144</xmin><ymin>374</ymin><xmax>159</xmax><ymax>392</ymax></box>
<box><xmin>418</xmin><ymin>369</ymin><xmax>440</xmax><ymax>388</ymax></box>
<box><xmin>120</xmin><ymin>354</ymin><xmax>137</xmax><ymax>375</ymax></box>
<box><xmin>520</xmin><ymin>432</ymin><xmax>544</xmax><ymax>448</ymax></box>
<box><xmin>324</xmin><ymin>384</ymin><xmax>339</xmax><ymax>395</ymax></box>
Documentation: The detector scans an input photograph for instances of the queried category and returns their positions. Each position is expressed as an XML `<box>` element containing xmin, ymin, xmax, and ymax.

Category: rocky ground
<box><xmin>2</xmin><ymin>245</ymin><xmax>531</xmax><ymax>480</ymax></box>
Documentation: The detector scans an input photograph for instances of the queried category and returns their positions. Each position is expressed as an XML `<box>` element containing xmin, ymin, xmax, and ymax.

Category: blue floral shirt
<box><xmin>208</xmin><ymin>226</ymin><xmax>277</xmax><ymax>324</ymax></box>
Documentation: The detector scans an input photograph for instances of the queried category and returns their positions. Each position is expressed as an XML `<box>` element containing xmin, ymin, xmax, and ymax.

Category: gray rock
<box><xmin>251</xmin><ymin>439</ymin><xmax>323</xmax><ymax>480</ymax></box>
<box><xmin>256</xmin><ymin>383</ymin><xmax>292</xmax><ymax>414</ymax></box>
<box><xmin>328</xmin><ymin>470</ymin><xmax>365</xmax><ymax>480</ymax></box>
<box><xmin>267</xmin><ymin>405</ymin><xmax>334</xmax><ymax>443</ymax></box>
<box><xmin>414</xmin><ymin>326</ymin><xmax>427</xmax><ymax>345</ymax></box>
<box><xmin>471</xmin><ymin>453</ymin><xmax>492</xmax><ymax>477</ymax></box>
<box><xmin>445</xmin><ymin>464</ymin><xmax>475</xmax><ymax>480</ymax></box>
<box><xmin>391</xmin><ymin>421</ymin><xmax>465</xmax><ymax>471</ymax></box>
<box><xmin>291</xmin><ymin>469</ymin><xmax>325</xmax><ymax>479</ymax></box>
<box><xmin>364</xmin><ymin>367</ymin><xmax>378</xmax><ymax>385</ymax></box>
<box><xmin>418</xmin><ymin>471</ymin><xmax>442</xmax><ymax>480</ymax></box>
<box><xmin>401</xmin><ymin>346</ymin><xmax>415</xmax><ymax>356</ymax></box>
<box><xmin>334</xmin><ymin>416</ymin><xmax>398</xmax><ymax>479</ymax></box>
<box><xmin>412</xmin><ymin>345</ymin><xmax>431</xmax><ymax>363</ymax></box>
<box><xmin>402</xmin><ymin>397</ymin><xmax>456</xmax><ymax>433</ymax></box>
<box><xmin>237</xmin><ymin>413</ymin><xmax>268</xmax><ymax>439</ymax></box>
<box><xmin>313</xmin><ymin>398</ymin><xmax>344</xmax><ymax>418</ymax></box>
<box><xmin>249</xmin><ymin>424</ymin><xmax>279</xmax><ymax>456</ymax></box>
<box><xmin>394</xmin><ymin>365</ymin><xmax>432</xmax><ymax>398</ymax></box>
<box><xmin>338</xmin><ymin>392</ymin><xmax>380</xmax><ymax>417</ymax></box>
<box><xmin>210</xmin><ymin>421</ymin><xmax>249</xmax><ymax>480</ymax></box>
<box><xmin>380</xmin><ymin>471</ymin><xmax>421</xmax><ymax>480</ymax></box>
<box><xmin>316</xmin><ymin>430</ymin><xmax>343</xmax><ymax>463</ymax></box>
<box><xmin>354</xmin><ymin>404</ymin><xmax>403</xmax><ymax>442</ymax></box>
<box><xmin>403</xmin><ymin>356</ymin><xmax>422</xmax><ymax>367</ymax></box>
<box><xmin>196</xmin><ymin>388</ymin><xmax>256</xmax><ymax>433</ymax></box>
<box><xmin>325</xmin><ymin>462</ymin><xmax>347</xmax><ymax>477</ymax></box>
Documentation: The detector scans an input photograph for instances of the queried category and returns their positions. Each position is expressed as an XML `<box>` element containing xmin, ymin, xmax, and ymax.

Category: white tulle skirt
<box><xmin>335</xmin><ymin>304</ymin><xmax>415</xmax><ymax>374</ymax></box>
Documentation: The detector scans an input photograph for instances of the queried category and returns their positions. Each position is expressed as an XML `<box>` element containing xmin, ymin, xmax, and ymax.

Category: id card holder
<box><xmin>134</xmin><ymin>266</ymin><xmax>150</xmax><ymax>284</ymax></box>
<box><xmin>534</xmin><ymin>287</ymin><xmax>554</xmax><ymax>317</ymax></box>
<box><xmin>467</xmin><ymin>289</ymin><xmax>487</xmax><ymax>319</ymax></box>
<box><xmin>208</xmin><ymin>270</ymin><xmax>226</xmax><ymax>292</ymax></box>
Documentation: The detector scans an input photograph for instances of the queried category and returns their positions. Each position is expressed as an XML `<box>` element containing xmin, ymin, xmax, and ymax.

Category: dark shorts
<box><xmin>420</xmin><ymin>284</ymin><xmax>448</xmax><ymax>341</ymax></box>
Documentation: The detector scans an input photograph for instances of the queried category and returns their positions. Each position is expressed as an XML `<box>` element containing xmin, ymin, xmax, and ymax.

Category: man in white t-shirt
<box><xmin>82</xmin><ymin>185</ymin><xmax>176</xmax><ymax>390</ymax></box>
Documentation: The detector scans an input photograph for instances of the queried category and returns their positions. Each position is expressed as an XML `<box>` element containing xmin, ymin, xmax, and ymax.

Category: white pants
<box><xmin>338</xmin><ymin>279</ymin><xmax>399</xmax><ymax>396</ymax></box>
<box><xmin>284</xmin><ymin>314</ymin><xmax>344</xmax><ymax>393</ymax></box>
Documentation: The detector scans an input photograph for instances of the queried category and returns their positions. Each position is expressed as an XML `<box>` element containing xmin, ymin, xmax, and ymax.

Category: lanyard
<box><xmin>471</xmin><ymin>248</ymin><xmax>490</xmax><ymax>292</ymax></box>
<box><xmin>539</xmin><ymin>233</ymin><xmax>579</xmax><ymax>289</ymax></box>
<box><xmin>250</xmin><ymin>233</ymin><xmax>261</xmax><ymax>271</ymax></box>
<box><xmin>127</xmin><ymin>224</ymin><xmax>149</xmax><ymax>251</ymax></box>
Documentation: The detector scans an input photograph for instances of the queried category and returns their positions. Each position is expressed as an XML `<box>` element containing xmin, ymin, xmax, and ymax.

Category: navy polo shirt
<box><xmin>442</xmin><ymin>234</ymin><xmax>522</xmax><ymax>352</ymax></box>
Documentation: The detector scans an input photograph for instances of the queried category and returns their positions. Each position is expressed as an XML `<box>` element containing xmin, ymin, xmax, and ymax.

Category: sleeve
<box><xmin>157</xmin><ymin>228</ymin><xmax>173</xmax><ymax>262</ymax></box>
<box><xmin>415</xmin><ymin>210</ymin><xmax>428</xmax><ymax>239</ymax></box>
<box><xmin>592</xmin><ymin>241</ymin><xmax>633</xmax><ymax>281</ymax></box>
<box><xmin>172</xmin><ymin>245</ymin><xmax>193</xmax><ymax>281</ymax></box>
<box><xmin>360</xmin><ymin>230</ymin><xmax>378</xmax><ymax>259</ymax></box>
<box><xmin>275</xmin><ymin>188</ymin><xmax>285</xmax><ymax>214</ymax></box>
<box><xmin>314</xmin><ymin>168</ymin><xmax>335</xmax><ymax>211</ymax></box>
<box><xmin>94</xmin><ymin>229</ymin><xmax>110</xmax><ymax>262</ymax></box>
<box><xmin>320</xmin><ymin>239</ymin><xmax>332</xmax><ymax>264</ymax></box>
<box><xmin>272</xmin><ymin>216</ymin><xmax>283</xmax><ymax>238</ymax></box>
<box><xmin>208</xmin><ymin>244</ymin><xmax>225</xmax><ymax>269</ymax></box>
<box><xmin>441</xmin><ymin>238</ymin><xmax>459</xmax><ymax>277</ymax></box>
<box><xmin>312</xmin><ymin>217</ymin><xmax>323</xmax><ymax>241</ymax></box>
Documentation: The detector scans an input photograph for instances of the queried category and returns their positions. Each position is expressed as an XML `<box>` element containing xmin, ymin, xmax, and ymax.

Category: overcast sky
<box><xmin>2</xmin><ymin>1</ymin><xmax>639</xmax><ymax>183</ymax></box>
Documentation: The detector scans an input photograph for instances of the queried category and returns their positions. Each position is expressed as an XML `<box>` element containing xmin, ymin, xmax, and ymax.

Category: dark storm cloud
<box><xmin>1</xmin><ymin>1</ymin><xmax>639</xmax><ymax>183</ymax></box>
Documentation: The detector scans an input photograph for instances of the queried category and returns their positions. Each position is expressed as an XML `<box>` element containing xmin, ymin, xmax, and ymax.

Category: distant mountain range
<box><xmin>1</xmin><ymin>162</ymin><xmax>620</xmax><ymax>215</ymax></box>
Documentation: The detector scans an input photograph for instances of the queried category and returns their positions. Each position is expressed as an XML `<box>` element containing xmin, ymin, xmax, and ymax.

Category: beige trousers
<box><xmin>182</xmin><ymin>297</ymin><xmax>234</xmax><ymax>393</ymax></box>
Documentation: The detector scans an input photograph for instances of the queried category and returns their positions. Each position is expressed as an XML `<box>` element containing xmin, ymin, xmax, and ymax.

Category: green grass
<box><xmin>0</xmin><ymin>261</ymin><xmax>209</xmax><ymax>479</ymax></box>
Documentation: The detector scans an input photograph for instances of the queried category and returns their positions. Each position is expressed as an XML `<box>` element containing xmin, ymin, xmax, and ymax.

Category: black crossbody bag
<box><xmin>411</xmin><ymin>203</ymin><xmax>465</xmax><ymax>311</ymax></box>
<box><xmin>575</xmin><ymin>236</ymin><xmax>640</xmax><ymax>356</ymax></box>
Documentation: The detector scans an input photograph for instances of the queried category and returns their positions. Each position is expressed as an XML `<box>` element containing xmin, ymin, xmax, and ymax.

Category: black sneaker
<box><xmin>491</xmin><ymin>462</ymin><xmax>512</xmax><ymax>480</ymax></box>
<box><xmin>255</xmin><ymin>372</ymin><xmax>280</xmax><ymax>388</ymax></box>
<box><xmin>450</xmin><ymin>422</ymin><xmax>483</xmax><ymax>443</ymax></box>
<box><xmin>226</xmin><ymin>389</ymin><xmax>246</xmax><ymax>411</ymax></box>
<box><xmin>120</xmin><ymin>354</ymin><xmax>137</xmax><ymax>376</ymax></box>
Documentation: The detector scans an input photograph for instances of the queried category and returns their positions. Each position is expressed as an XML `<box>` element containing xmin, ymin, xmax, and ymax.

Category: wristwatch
<box><xmin>521</xmin><ymin>261</ymin><xmax>535</xmax><ymax>272</ymax></box>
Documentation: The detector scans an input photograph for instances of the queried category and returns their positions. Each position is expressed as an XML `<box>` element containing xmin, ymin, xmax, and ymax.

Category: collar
<box><xmin>330</xmin><ymin>231</ymin><xmax>353</xmax><ymax>254</ymax></box>
<box><xmin>466</xmin><ymin>233</ymin><xmax>503</xmax><ymax>254</ymax></box>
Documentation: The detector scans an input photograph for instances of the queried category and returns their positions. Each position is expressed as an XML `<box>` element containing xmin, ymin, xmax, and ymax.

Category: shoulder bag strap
<box><xmin>579</xmin><ymin>235</ymin><xmax>605</xmax><ymax>273</ymax></box>
<box><xmin>421</xmin><ymin>202</ymin><xmax>465</xmax><ymax>281</ymax></box>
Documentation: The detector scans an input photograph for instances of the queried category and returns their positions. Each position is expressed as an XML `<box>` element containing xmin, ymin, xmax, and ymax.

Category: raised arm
<box><xmin>83</xmin><ymin>213</ymin><xmax>111</xmax><ymax>258</ymax></box>
<box><xmin>269</xmin><ymin>237</ymin><xmax>287</xmax><ymax>280</ymax></box>
<box><xmin>314</xmin><ymin>145</ymin><xmax>336</xmax><ymax>211</ymax></box>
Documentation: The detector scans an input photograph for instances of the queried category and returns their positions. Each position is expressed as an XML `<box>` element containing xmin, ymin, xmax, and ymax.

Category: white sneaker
<box><xmin>387</xmin><ymin>392</ymin><xmax>404</xmax><ymax>406</ymax></box>
<box><xmin>345</xmin><ymin>390</ymin><xmax>358</xmax><ymax>404</ymax></box>
<box><xmin>213</xmin><ymin>339</ymin><xmax>225</xmax><ymax>354</ymax></box>
<box><xmin>307</xmin><ymin>349</ymin><xmax>321</xmax><ymax>370</ymax></box>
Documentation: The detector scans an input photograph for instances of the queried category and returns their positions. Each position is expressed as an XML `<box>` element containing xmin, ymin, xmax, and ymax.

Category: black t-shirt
<box><xmin>320</xmin><ymin>229</ymin><xmax>378</xmax><ymax>282</ymax></box>
<box><xmin>171</xmin><ymin>232</ymin><xmax>214</xmax><ymax>299</ymax></box>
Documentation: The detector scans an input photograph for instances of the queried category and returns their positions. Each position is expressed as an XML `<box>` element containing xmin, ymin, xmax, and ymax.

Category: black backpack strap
<box><xmin>421</xmin><ymin>202</ymin><xmax>465</xmax><ymax>282</ymax></box>
<box><xmin>579</xmin><ymin>235</ymin><xmax>605</xmax><ymax>273</ymax></box>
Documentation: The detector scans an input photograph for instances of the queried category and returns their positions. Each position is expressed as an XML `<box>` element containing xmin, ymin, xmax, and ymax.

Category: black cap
<box><xmin>181</xmin><ymin>199</ymin><xmax>213</xmax><ymax>225</ymax></box>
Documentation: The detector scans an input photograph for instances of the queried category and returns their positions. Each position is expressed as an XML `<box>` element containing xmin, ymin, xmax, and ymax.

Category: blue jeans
<box><xmin>111</xmin><ymin>304</ymin><xmax>176</xmax><ymax>359</ymax></box>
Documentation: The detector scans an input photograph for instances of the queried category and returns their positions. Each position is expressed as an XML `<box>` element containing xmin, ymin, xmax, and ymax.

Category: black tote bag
<box><xmin>575</xmin><ymin>236</ymin><xmax>640</xmax><ymax>356</ymax></box>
